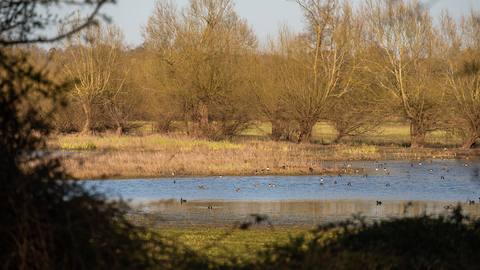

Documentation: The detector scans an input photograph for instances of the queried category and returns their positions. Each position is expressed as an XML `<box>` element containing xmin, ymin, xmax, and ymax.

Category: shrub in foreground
<box><xmin>0</xmin><ymin>48</ymin><xmax>211</xmax><ymax>270</ymax></box>
<box><xmin>248</xmin><ymin>208</ymin><xmax>480</xmax><ymax>270</ymax></box>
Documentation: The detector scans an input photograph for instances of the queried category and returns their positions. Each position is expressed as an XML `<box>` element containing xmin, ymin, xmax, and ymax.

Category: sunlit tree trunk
<box><xmin>410</xmin><ymin>122</ymin><xmax>426</xmax><ymax>148</ymax></box>
<box><xmin>81</xmin><ymin>104</ymin><xmax>93</xmax><ymax>135</ymax></box>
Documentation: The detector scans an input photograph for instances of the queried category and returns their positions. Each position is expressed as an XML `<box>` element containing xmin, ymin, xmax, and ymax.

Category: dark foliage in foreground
<box><xmin>0</xmin><ymin>1</ymin><xmax>215</xmax><ymax>269</ymax></box>
<box><xmin>0</xmin><ymin>48</ymin><xmax>214</xmax><ymax>270</ymax></box>
<box><xmin>246</xmin><ymin>207</ymin><xmax>480</xmax><ymax>270</ymax></box>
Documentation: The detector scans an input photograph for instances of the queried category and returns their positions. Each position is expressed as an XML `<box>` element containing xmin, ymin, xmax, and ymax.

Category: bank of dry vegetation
<box><xmin>38</xmin><ymin>131</ymin><xmax>477</xmax><ymax>180</ymax></box>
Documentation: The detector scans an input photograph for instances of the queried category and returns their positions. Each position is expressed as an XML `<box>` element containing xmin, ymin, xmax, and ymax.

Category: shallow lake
<box><xmin>83</xmin><ymin>159</ymin><xmax>480</xmax><ymax>227</ymax></box>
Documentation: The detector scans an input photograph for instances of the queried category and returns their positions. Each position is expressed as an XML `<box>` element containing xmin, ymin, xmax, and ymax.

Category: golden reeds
<box><xmin>41</xmin><ymin>134</ymin><xmax>469</xmax><ymax>180</ymax></box>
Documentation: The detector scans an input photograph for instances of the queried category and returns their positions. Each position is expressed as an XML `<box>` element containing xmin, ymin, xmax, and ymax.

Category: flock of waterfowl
<box><xmin>177</xmin><ymin>160</ymin><xmax>478</xmax><ymax>210</ymax></box>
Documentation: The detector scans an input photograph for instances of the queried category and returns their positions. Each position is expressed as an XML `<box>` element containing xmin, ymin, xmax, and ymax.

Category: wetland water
<box><xmin>83</xmin><ymin>159</ymin><xmax>480</xmax><ymax>227</ymax></box>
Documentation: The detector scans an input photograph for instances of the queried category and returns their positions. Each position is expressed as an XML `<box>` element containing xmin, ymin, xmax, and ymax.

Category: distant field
<box><xmin>240</xmin><ymin>121</ymin><xmax>461</xmax><ymax>147</ymax></box>
<box><xmin>127</xmin><ymin>121</ymin><xmax>462</xmax><ymax>147</ymax></box>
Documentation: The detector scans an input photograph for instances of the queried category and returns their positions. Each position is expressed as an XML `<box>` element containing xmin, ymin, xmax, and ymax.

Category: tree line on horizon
<box><xmin>9</xmin><ymin>0</ymin><xmax>480</xmax><ymax>149</ymax></box>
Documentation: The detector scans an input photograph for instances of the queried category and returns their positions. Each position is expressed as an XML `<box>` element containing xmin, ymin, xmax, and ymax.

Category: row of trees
<box><xmin>17</xmin><ymin>0</ymin><xmax>480</xmax><ymax>148</ymax></box>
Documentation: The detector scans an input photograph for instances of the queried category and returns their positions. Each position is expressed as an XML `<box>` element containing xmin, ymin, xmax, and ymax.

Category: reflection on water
<box><xmin>128</xmin><ymin>199</ymin><xmax>480</xmax><ymax>229</ymax></box>
<box><xmin>82</xmin><ymin>159</ymin><xmax>480</xmax><ymax>227</ymax></box>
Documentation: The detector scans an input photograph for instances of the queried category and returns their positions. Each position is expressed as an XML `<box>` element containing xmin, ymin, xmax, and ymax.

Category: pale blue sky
<box><xmin>49</xmin><ymin>0</ymin><xmax>480</xmax><ymax>47</ymax></box>
<box><xmin>106</xmin><ymin>0</ymin><xmax>303</xmax><ymax>46</ymax></box>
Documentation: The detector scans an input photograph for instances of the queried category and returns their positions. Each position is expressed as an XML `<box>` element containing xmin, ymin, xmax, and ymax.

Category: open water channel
<box><xmin>82</xmin><ymin>159</ymin><xmax>480</xmax><ymax>228</ymax></box>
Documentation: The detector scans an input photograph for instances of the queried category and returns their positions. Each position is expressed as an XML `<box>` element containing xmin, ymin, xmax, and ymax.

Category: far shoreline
<box><xmin>36</xmin><ymin>134</ymin><xmax>480</xmax><ymax>180</ymax></box>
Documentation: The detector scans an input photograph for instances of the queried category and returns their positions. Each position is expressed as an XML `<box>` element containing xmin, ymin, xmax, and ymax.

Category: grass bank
<box><xmin>149</xmin><ymin>226</ymin><xmax>317</xmax><ymax>266</ymax></box>
<box><xmin>141</xmin><ymin>207</ymin><xmax>480</xmax><ymax>269</ymax></box>
<box><xmin>42</xmin><ymin>131</ymin><xmax>480</xmax><ymax>180</ymax></box>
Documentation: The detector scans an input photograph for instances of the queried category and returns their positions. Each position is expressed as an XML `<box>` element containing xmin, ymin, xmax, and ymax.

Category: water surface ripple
<box><xmin>84</xmin><ymin>159</ymin><xmax>480</xmax><ymax>202</ymax></box>
<box><xmin>82</xmin><ymin>159</ymin><xmax>480</xmax><ymax>227</ymax></box>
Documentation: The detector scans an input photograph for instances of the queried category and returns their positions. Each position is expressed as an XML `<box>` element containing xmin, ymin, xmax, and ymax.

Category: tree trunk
<box><xmin>271</xmin><ymin>119</ymin><xmax>285</xmax><ymax>141</ymax></box>
<box><xmin>81</xmin><ymin>104</ymin><xmax>92</xmax><ymax>135</ymax></box>
<box><xmin>192</xmin><ymin>101</ymin><xmax>209</xmax><ymax>138</ymax></box>
<box><xmin>333</xmin><ymin>132</ymin><xmax>345</xmax><ymax>144</ymax></box>
<box><xmin>410</xmin><ymin>122</ymin><xmax>426</xmax><ymax>148</ymax></box>
<box><xmin>115</xmin><ymin>125</ymin><xmax>123</xmax><ymax>137</ymax></box>
<box><xmin>461</xmin><ymin>126</ymin><xmax>479</xmax><ymax>149</ymax></box>
<box><xmin>184</xmin><ymin>111</ymin><xmax>190</xmax><ymax>136</ymax></box>
<box><xmin>297</xmin><ymin>119</ymin><xmax>317</xmax><ymax>143</ymax></box>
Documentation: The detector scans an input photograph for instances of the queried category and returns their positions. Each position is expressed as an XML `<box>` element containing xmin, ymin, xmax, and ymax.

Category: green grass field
<box><xmin>142</xmin><ymin>208</ymin><xmax>480</xmax><ymax>269</ymax></box>
<box><xmin>152</xmin><ymin>226</ymin><xmax>316</xmax><ymax>265</ymax></box>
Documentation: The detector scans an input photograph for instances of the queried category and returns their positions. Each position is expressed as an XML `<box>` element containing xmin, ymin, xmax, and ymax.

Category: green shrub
<box><xmin>249</xmin><ymin>207</ymin><xmax>480</xmax><ymax>270</ymax></box>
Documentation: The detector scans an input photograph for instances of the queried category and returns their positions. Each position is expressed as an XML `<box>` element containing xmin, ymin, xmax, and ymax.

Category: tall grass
<box><xmin>41</xmin><ymin>132</ymin><xmax>476</xmax><ymax>180</ymax></box>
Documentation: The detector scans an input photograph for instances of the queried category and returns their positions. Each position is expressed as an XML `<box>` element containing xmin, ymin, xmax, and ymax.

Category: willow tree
<box><xmin>277</xmin><ymin>0</ymin><xmax>363</xmax><ymax>142</ymax></box>
<box><xmin>248</xmin><ymin>37</ymin><xmax>295</xmax><ymax>141</ymax></box>
<box><xmin>441</xmin><ymin>9</ymin><xmax>480</xmax><ymax>149</ymax></box>
<box><xmin>142</xmin><ymin>0</ymin><xmax>257</xmax><ymax>138</ymax></box>
<box><xmin>363</xmin><ymin>0</ymin><xmax>444</xmax><ymax>148</ymax></box>
<box><xmin>327</xmin><ymin>86</ymin><xmax>383</xmax><ymax>143</ymax></box>
<box><xmin>56</xmin><ymin>12</ymin><xmax>127</xmax><ymax>135</ymax></box>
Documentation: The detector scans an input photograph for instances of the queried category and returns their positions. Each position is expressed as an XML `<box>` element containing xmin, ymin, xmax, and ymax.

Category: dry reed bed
<box><xmin>58</xmin><ymin>147</ymin><xmax>335</xmax><ymax>179</ymax></box>
<box><xmin>44</xmin><ymin>135</ymin><xmax>475</xmax><ymax>180</ymax></box>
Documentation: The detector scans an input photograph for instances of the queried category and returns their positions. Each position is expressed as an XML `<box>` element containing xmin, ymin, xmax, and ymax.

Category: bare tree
<box><xmin>248</xmin><ymin>38</ymin><xmax>294</xmax><ymax>141</ymax></box>
<box><xmin>363</xmin><ymin>0</ymin><xmax>444</xmax><ymax>148</ymax></box>
<box><xmin>276</xmin><ymin>0</ymin><xmax>363</xmax><ymax>142</ymax></box>
<box><xmin>56</xmin><ymin>12</ymin><xmax>127</xmax><ymax>135</ymax></box>
<box><xmin>441</xmin><ymin>9</ymin><xmax>480</xmax><ymax>148</ymax></box>
<box><xmin>327</xmin><ymin>87</ymin><xmax>383</xmax><ymax>143</ymax></box>
<box><xmin>142</xmin><ymin>0</ymin><xmax>257</xmax><ymax>138</ymax></box>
